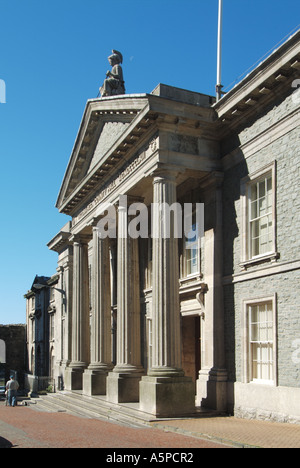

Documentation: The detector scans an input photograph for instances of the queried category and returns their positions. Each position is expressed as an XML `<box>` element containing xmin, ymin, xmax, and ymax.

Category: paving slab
<box><xmin>0</xmin><ymin>402</ymin><xmax>227</xmax><ymax>449</ymax></box>
<box><xmin>2</xmin><ymin>399</ymin><xmax>299</xmax><ymax>449</ymax></box>
<box><xmin>152</xmin><ymin>416</ymin><xmax>300</xmax><ymax>448</ymax></box>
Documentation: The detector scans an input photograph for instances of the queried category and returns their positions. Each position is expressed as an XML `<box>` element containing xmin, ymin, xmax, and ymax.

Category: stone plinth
<box><xmin>107</xmin><ymin>368</ymin><xmax>143</xmax><ymax>404</ymax></box>
<box><xmin>83</xmin><ymin>367</ymin><xmax>109</xmax><ymax>396</ymax></box>
<box><xmin>65</xmin><ymin>365</ymin><xmax>85</xmax><ymax>391</ymax></box>
<box><xmin>139</xmin><ymin>376</ymin><xmax>195</xmax><ymax>417</ymax></box>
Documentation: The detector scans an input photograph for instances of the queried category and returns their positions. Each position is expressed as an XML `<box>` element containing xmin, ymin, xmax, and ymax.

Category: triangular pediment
<box><xmin>87</xmin><ymin>119</ymin><xmax>131</xmax><ymax>174</ymax></box>
<box><xmin>56</xmin><ymin>95</ymin><xmax>150</xmax><ymax>212</ymax></box>
<box><xmin>66</xmin><ymin>113</ymin><xmax>133</xmax><ymax>194</ymax></box>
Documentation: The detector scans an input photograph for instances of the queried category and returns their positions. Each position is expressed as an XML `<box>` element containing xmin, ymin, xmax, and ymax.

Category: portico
<box><xmin>50</xmin><ymin>84</ymin><xmax>227</xmax><ymax>416</ymax></box>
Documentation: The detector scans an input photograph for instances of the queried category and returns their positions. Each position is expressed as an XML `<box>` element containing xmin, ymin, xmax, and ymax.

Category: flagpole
<box><xmin>216</xmin><ymin>0</ymin><xmax>223</xmax><ymax>101</ymax></box>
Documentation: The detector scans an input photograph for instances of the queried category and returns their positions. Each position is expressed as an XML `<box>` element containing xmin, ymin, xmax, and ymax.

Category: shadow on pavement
<box><xmin>0</xmin><ymin>436</ymin><xmax>13</xmax><ymax>448</ymax></box>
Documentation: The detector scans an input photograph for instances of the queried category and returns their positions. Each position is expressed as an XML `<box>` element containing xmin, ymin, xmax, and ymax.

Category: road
<box><xmin>0</xmin><ymin>402</ymin><xmax>228</xmax><ymax>449</ymax></box>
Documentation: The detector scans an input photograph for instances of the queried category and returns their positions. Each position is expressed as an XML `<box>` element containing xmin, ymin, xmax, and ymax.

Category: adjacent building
<box><xmin>0</xmin><ymin>324</ymin><xmax>26</xmax><ymax>389</ymax></box>
<box><xmin>26</xmin><ymin>31</ymin><xmax>300</xmax><ymax>421</ymax></box>
<box><xmin>25</xmin><ymin>275</ymin><xmax>59</xmax><ymax>392</ymax></box>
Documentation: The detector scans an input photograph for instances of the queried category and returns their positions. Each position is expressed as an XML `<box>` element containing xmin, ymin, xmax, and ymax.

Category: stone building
<box><xmin>24</xmin><ymin>275</ymin><xmax>59</xmax><ymax>392</ymax></box>
<box><xmin>0</xmin><ymin>324</ymin><xmax>26</xmax><ymax>389</ymax></box>
<box><xmin>32</xmin><ymin>31</ymin><xmax>299</xmax><ymax>421</ymax></box>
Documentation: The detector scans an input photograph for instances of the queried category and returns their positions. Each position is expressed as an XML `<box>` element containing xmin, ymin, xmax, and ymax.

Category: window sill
<box><xmin>240</xmin><ymin>252</ymin><xmax>280</xmax><ymax>271</ymax></box>
<box><xmin>180</xmin><ymin>273</ymin><xmax>203</xmax><ymax>285</ymax></box>
<box><xmin>249</xmin><ymin>379</ymin><xmax>275</xmax><ymax>387</ymax></box>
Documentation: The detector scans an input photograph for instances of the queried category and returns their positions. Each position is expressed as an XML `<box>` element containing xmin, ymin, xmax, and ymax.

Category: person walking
<box><xmin>6</xmin><ymin>375</ymin><xmax>19</xmax><ymax>407</ymax></box>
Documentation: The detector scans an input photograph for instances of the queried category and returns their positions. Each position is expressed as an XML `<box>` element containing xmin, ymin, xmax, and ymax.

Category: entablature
<box><xmin>56</xmin><ymin>87</ymin><xmax>218</xmax><ymax>218</ymax></box>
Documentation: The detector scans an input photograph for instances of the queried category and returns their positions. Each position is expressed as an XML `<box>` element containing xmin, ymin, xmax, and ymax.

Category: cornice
<box><xmin>47</xmin><ymin>222</ymin><xmax>72</xmax><ymax>253</ymax></box>
<box><xmin>214</xmin><ymin>30</ymin><xmax>300</xmax><ymax>136</ymax></box>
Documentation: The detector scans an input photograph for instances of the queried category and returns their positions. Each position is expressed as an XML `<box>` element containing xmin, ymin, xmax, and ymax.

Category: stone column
<box><xmin>83</xmin><ymin>222</ymin><xmax>113</xmax><ymax>395</ymax></box>
<box><xmin>139</xmin><ymin>169</ymin><xmax>195</xmax><ymax>417</ymax></box>
<box><xmin>65</xmin><ymin>235</ymin><xmax>90</xmax><ymax>391</ymax></box>
<box><xmin>106</xmin><ymin>196</ymin><xmax>144</xmax><ymax>403</ymax></box>
<box><xmin>196</xmin><ymin>173</ymin><xmax>228</xmax><ymax>411</ymax></box>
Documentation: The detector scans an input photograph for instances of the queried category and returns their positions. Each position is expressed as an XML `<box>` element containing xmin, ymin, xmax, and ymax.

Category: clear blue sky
<box><xmin>0</xmin><ymin>0</ymin><xmax>299</xmax><ymax>324</ymax></box>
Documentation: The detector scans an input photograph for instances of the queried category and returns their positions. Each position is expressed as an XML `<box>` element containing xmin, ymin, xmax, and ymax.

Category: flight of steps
<box><xmin>32</xmin><ymin>391</ymin><xmax>154</xmax><ymax>428</ymax></box>
<box><xmin>31</xmin><ymin>391</ymin><xmax>218</xmax><ymax>428</ymax></box>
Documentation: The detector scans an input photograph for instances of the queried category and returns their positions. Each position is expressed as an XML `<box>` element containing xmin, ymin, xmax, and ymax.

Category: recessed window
<box><xmin>249</xmin><ymin>175</ymin><xmax>273</xmax><ymax>258</ymax></box>
<box><xmin>249</xmin><ymin>302</ymin><xmax>274</xmax><ymax>383</ymax></box>
<box><xmin>243</xmin><ymin>296</ymin><xmax>277</xmax><ymax>386</ymax></box>
<box><xmin>240</xmin><ymin>162</ymin><xmax>278</xmax><ymax>268</ymax></box>
<box><xmin>182</xmin><ymin>205</ymin><xmax>203</xmax><ymax>278</ymax></box>
<box><xmin>184</xmin><ymin>222</ymin><xmax>200</xmax><ymax>276</ymax></box>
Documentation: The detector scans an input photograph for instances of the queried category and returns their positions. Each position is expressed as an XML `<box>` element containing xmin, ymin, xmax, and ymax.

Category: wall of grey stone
<box><xmin>223</xmin><ymin>125</ymin><xmax>299</xmax><ymax>277</ymax></box>
<box><xmin>222</xmin><ymin>86</ymin><xmax>300</xmax><ymax>390</ymax></box>
<box><xmin>221</xmin><ymin>86</ymin><xmax>298</xmax><ymax>155</ymax></box>
<box><xmin>224</xmin><ymin>271</ymin><xmax>300</xmax><ymax>388</ymax></box>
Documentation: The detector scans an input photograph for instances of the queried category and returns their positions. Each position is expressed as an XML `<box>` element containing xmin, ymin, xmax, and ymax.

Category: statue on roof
<box><xmin>100</xmin><ymin>49</ymin><xmax>125</xmax><ymax>97</ymax></box>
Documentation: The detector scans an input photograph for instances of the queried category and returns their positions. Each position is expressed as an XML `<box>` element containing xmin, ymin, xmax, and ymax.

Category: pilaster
<box><xmin>196</xmin><ymin>173</ymin><xmax>228</xmax><ymax>411</ymax></box>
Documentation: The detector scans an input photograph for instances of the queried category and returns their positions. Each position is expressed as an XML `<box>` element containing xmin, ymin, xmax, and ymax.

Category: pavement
<box><xmin>0</xmin><ymin>401</ymin><xmax>227</xmax><ymax>449</ymax></box>
<box><xmin>152</xmin><ymin>416</ymin><xmax>300</xmax><ymax>448</ymax></box>
<box><xmin>0</xmin><ymin>399</ymin><xmax>300</xmax><ymax>448</ymax></box>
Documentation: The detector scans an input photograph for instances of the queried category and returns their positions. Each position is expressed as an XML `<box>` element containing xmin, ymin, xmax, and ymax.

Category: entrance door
<box><xmin>181</xmin><ymin>316</ymin><xmax>201</xmax><ymax>389</ymax></box>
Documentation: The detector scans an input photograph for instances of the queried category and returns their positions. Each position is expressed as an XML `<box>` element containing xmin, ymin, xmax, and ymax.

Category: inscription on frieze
<box><xmin>73</xmin><ymin>135</ymin><xmax>158</xmax><ymax>226</ymax></box>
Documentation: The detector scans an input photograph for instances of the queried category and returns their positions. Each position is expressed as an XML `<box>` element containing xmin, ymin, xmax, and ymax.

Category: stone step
<box><xmin>35</xmin><ymin>394</ymin><xmax>102</xmax><ymax>420</ymax></box>
<box><xmin>34</xmin><ymin>391</ymin><xmax>220</xmax><ymax>428</ymax></box>
<box><xmin>35</xmin><ymin>392</ymin><xmax>152</xmax><ymax>428</ymax></box>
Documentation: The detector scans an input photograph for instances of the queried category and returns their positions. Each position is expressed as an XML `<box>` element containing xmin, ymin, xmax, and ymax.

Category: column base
<box><xmin>106</xmin><ymin>369</ymin><xmax>143</xmax><ymax>404</ymax></box>
<box><xmin>139</xmin><ymin>375</ymin><xmax>195</xmax><ymax>417</ymax></box>
<box><xmin>82</xmin><ymin>367</ymin><xmax>111</xmax><ymax>396</ymax></box>
<box><xmin>196</xmin><ymin>368</ymin><xmax>228</xmax><ymax>412</ymax></box>
<box><xmin>64</xmin><ymin>364</ymin><xmax>86</xmax><ymax>391</ymax></box>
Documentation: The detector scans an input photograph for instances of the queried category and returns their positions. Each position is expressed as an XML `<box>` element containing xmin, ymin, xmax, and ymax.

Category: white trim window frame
<box><xmin>240</xmin><ymin>162</ymin><xmax>278</xmax><ymax>269</ymax></box>
<box><xmin>242</xmin><ymin>295</ymin><xmax>277</xmax><ymax>386</ymax></box>
<box><xmin>182</xmin><ymin>210</ymin><xmax>201</xmax><ymax>279</ymax></box>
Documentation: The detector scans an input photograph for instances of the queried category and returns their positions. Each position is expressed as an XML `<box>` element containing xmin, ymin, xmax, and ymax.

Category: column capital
<box><xmin>70</xmin><ymin>233</ymin><xmax>92</xmax><ymax>245</ymax></box>
<box><xmin>151</xmin><ymin>164</ymin><xmax>182</xmax><ymax>181</ymax></box>
<box><xmin>90</xmin><ymin>217</ymin><xmax>100</xmax><ymax>228</ymax></box>
<box><xmin>114</xmin><ymin>194</ymin><xmax>145</xmax><ymax>212</ymax></box>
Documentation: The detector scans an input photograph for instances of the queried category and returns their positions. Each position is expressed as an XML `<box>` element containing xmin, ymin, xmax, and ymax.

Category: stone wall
<box><xmin>222</xmin><ymin>84</ymin><xmax>300</xmax><ymax>421</ymax></box>
<box><xmin>223</xmin><ymin>87</ymin><xmax>300</xmax><ymax>276</ymax></box>
<box><xmin>224</xmin><ymin>272</ymin><xmax>300</xmax><ymax>388</ymax></box>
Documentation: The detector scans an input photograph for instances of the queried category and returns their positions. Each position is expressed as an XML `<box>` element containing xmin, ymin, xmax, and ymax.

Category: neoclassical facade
<box><xmin>39</xmin><ymin>31</ymin><xmax>300</xmax><ymax>421</ymax></box>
